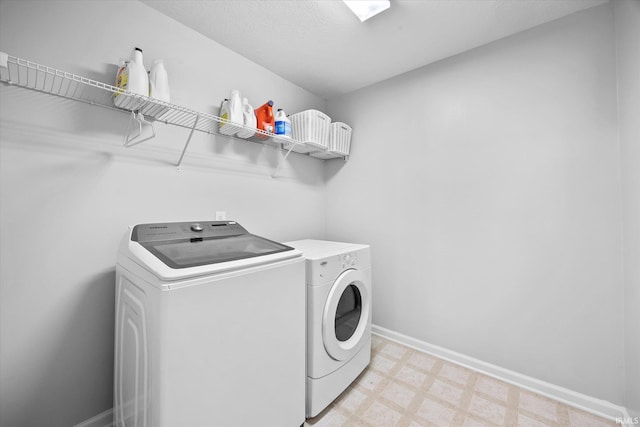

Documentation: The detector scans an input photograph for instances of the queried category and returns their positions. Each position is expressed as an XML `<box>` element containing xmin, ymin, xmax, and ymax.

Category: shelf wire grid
<box><xmin>0</xmin><ymin>52</ymin><xmax>345</xmax><ymax>171</ymax></box>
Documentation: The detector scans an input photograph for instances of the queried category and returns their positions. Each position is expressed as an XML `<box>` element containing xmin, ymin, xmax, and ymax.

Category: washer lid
<box><xmin>130</xmin><ymin>221</ymin><xmax>295</xmax><ymax>270</ymax></box>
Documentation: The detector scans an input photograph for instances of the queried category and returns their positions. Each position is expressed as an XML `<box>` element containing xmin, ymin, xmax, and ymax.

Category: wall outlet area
<box><xmin>215</xmin><ymin>211</ymin><xmax>226</xmax><ymax>221</ymax></box>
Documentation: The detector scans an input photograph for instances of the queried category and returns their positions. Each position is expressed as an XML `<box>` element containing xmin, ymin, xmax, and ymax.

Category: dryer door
<box><xmin>322</xmin><ymin>269</ymin><xmax>370</xmax><ymax>361</ymax></box>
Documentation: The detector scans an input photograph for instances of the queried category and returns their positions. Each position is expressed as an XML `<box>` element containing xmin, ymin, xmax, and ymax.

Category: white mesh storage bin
<box><xmin>310</xmin><ymin>122</ymin><xmax>352</xmax><ymax>159</ymax></box>
<box><xmin>328</xmin><ymin>122</ymin><xmax>351</xmax><ymax>155</ymax></box>
<box><xmin>285</xmin><ymin>109</ymin><xmax>331</xmax><ymax>153</ymax></box>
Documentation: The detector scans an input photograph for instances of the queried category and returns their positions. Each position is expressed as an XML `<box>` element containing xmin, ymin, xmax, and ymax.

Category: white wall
<box><xmin>1</xmin><ymin>0</ymin><xmax>635</xmax><ymax>424</ymax></box>
<box><xmin>614</xmin><ymin>0</ymin><xmax>640</xmax><ymax>418</ymax></box>
<box><xmin>326</xmin><ymin>3</ymin><xmax>624</xmax><ymax>404</ymax></box>
<box><xmin>0</xmin><ymin>1</ymin><xmax>326</xmax><ymax>426</ymax></box>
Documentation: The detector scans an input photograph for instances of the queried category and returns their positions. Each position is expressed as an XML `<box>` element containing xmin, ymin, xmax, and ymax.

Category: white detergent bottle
<box><xmin>228</xmin><ymin>90</ymin><xmax>243</xmax><ymax>125</ymax></box>
<box><xmin>219</xmin><ymin>89</ymin><xmax>243</xmax><ymax>135</ymax></box>
<box><xmin>219</xmin><ymin>98</ymin><xmax>231</xmax><ymax>134</ymax></box>
<box><xmin>116</xmin><ymin>47</ymin><xmax>148</xmax><ymax>111</ymax></box>
<box><xmin>274</xmin><ymin>108</ymin><xmax>292</xmax><ymax>138</ymax></box>
<box><xmin>113</xmin><ymin>60</ymin><xmax>130</xmax><ymax>108</ymax></box>
<box><xmin>149</xmin><ymin>59</ymin><xmax>170</xmax><ymax>103</ymax></box>
<box><xmin>128</xmin><ymin>47</ymin><xmax>148</xmax><ymax>97</ymax></box>
<box><xmin>236</xmin><ymin>97</ymin><xmax>257</xmax><ymax>139</ymax></box>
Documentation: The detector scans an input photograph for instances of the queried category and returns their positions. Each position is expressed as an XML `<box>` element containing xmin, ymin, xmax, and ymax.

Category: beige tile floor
<box><xmin>305</xmin><ymin>335</ymin><xmax>617</xmax><ymax>427</ymax></box>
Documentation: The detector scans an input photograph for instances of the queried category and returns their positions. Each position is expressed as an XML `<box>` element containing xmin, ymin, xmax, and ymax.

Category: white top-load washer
<box><xmin>115</xmin><ymin>221</ymin><xmax>305</xmax><ymax>427</ymax></box>
<box><xmin>285</xmin><ymin>240</ymin><xmax>372</xmax><ymax>418</ymax></box>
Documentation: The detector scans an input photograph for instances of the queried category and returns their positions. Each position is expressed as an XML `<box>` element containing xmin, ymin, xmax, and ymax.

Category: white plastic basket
<box><xmin>328</xmin><ymin>122</ymin><xmax>352</xmax><ymax>156</ymax></box>
<box><xmin>310</xmin><ymin>122</ymin><xmax>352</xmax><ymax>159</ymax></box>
<box><xmin>286</xmin><ymin>109</ymin><xmax>331</xmax><ymax>152</ymax></box>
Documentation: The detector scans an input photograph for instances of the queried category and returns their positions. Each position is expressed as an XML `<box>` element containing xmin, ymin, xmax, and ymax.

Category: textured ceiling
<box><xmin>142</xmin><ymin>0</ymin><xmax>608</xmax><ymax>99</ymax></box>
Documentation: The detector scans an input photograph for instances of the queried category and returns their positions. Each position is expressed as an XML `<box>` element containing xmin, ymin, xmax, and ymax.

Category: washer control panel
<box><xmin>132</xmin><ymin>221</ymin><xmax>247</xmax><ymax>243</ymax></box>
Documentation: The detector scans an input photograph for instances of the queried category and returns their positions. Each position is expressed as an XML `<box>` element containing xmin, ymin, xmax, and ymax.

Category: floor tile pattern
<box><xmin>305</xmin><ymin>335</ymin><xmax>616</xmax><ymax>427</ymax></box>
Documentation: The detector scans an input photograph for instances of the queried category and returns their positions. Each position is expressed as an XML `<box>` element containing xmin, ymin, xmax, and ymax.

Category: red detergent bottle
<box><xmin>254</xmin><ymin>100</ymin><xmax>274</xmax><ymax>140</ymax></box>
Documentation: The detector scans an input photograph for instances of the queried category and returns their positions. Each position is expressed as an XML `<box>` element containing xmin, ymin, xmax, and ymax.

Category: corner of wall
<box><xmin>612</xmin><ymin>0</ymin><xmax>640</xmax><ymax>418</ymax></box>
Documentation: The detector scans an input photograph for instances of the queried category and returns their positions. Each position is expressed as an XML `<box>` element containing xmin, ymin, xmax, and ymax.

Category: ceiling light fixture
<box><xmin>343</xmin><ymin>0</ymin><xmax>391</xmax><ymax>22</ymax></box>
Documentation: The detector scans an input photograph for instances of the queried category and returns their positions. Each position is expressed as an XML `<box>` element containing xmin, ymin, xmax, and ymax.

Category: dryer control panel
<box><xmin>283</xmin><ymin>240</ymin><xmax>371</xmax><ymax>284</ymax></box>
<box><xmin>340</xmin><ymin>252</ymin><xmax>359</xmax><ymax>268</ymax></box>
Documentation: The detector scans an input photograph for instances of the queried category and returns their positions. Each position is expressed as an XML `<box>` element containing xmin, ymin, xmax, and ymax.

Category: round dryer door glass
<box><xmin>322</xmin><ymin>268</ymin><xmax>370</xmax><ymax>361</ymax></box>
<box><xmin>335</xmin><ymin>284</ymin><xmax>362</xmax><ymax>342</ymax></box>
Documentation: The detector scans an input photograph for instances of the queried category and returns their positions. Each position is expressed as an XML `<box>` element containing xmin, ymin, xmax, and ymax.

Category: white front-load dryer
<box><xmin>285</xmin><ymin>240</ymin><xmax>372</xmax><ymax>418</ymax></box>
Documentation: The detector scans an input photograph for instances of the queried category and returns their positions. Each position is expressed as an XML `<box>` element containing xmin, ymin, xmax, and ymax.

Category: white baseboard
<box><xmin>73</xmin><ymin>408</ymin><xmax>113</xmax><ymax>427</ymax></box>
<box><xmin>372</xmin><ymin>324</ymin><xmax>631</xmax><ymax>424</ymax></box>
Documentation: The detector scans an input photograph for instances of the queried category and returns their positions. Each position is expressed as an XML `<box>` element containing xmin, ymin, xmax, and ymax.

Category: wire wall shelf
<box><xmin>0</xmin><ymin>52</ymin><xmax>338</xmax><ymax>176</ymax></box>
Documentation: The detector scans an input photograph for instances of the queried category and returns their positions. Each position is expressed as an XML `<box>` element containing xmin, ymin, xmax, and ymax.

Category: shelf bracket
<box><xmin>271</xmin><ymin>141</ymin><xmax>297</xmax><ymax>179</ymax></box>
<box><xmin>176</xmin><ymin>113</ymin><xmax>201</xmax><ymax>169</ymax></box>
<box><xmin>123</xmin><ymin>112</ymin><xmax>156</xmax><ymax>147</ymax></box>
